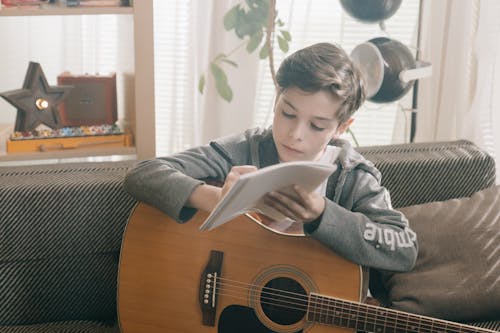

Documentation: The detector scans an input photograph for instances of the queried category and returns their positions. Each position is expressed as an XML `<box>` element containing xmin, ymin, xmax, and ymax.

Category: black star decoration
<box><xmin>0</xmin><ymin>61</ymin><xmax>72</xmax><ymax>132</ymax></box>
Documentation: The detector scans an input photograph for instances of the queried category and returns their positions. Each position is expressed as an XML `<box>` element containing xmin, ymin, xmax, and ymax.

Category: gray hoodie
<box><xmin>124</xmin><ymin>127</ymin><xmax>417</xmax><ymax>272</ymax></box>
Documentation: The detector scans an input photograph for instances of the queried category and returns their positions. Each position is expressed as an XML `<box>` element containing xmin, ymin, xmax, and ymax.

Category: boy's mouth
<box><xmin>282</xmin><ymin>144</ymin><xmax>304</xmax><ymax>155</ymax></box>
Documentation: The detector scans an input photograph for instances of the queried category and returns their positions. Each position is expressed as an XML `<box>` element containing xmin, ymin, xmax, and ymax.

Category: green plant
<box><xmin>198</xmin><ymin>0</ymin><xmax>359</xmax><ymax>146</ymax></box>
<box><xmin>198</xmin><ymin>0</ymin><xmax>290</xmax><ymax>102</ymax></box>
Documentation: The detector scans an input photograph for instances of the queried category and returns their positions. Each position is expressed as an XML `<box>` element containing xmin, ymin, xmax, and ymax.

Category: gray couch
<box><xmin>0</xmin><ymin>140</ymin><xmax>498</xmax><ymax>332</ymax></box>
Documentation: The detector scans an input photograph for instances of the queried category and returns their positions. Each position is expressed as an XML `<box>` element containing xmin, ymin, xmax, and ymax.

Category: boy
<box><xmin>124</xmin><ymin>42</ymin><xmax>417</xmax><ymax>275</ymax></box>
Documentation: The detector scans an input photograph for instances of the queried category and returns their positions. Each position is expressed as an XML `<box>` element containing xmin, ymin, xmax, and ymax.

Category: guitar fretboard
<box><xmin>307</xmin><ymin>293</ymin><xmax>495</xmax><ymax>333</ymax></box>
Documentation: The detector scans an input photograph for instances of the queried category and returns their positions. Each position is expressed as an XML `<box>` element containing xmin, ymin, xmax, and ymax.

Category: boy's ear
<box><xmin>334</xmin><ymin>118</ymin><xmax>354</xmax><ymax>138</ymax></box>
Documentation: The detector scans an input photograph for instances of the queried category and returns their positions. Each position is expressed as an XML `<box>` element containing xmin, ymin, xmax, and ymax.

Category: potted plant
<box><xmin>198</xmin><ymin>0</ymin><xmax>290</xmax><ymax>102</ymax></box>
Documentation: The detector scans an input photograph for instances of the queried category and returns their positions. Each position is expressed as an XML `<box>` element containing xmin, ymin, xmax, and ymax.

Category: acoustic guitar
<box><xmin>117</xmin><ymin>202</ymin><xmax>497</xmax><ymax>333</ymax></box>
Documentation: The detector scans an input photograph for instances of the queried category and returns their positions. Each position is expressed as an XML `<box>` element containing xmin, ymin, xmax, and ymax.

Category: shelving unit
<box><xmin>0</xmin><ymin>5</ymin><xmax>133</xmax><ymax>16</ymax></box>
<box><xmin>0</xmin><ymin>0</ymin><xmax>155</xmax><ymax>164</ymax></box>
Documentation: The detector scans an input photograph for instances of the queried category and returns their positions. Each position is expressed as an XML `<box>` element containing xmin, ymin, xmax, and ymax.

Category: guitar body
<box><xmin>118</xmin><ymin>203</ymin><xmax>363</xmax><ymax>333</ymax></box>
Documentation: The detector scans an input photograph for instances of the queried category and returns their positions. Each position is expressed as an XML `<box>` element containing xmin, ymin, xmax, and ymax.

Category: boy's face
<box><xmin>272</xmin><ymin>87</ymin><xmax>352</xmax><ymax>162</ymax></box>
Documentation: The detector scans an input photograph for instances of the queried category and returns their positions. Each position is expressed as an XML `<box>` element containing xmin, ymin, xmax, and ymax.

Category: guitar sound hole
<box><xmin>261</xmin><ymin>277</ymin><xmax>307</xmax><ymax>325</ymax></box>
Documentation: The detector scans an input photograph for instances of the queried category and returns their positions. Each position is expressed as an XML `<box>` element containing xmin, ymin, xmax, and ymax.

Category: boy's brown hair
<box><xmin>276</xmin><ymin>42</ymin><xmax>366</xmax><ymax>124</ymax></box>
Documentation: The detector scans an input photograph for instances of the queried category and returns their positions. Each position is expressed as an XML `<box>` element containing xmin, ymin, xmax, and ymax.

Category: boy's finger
<box><xmin>230</xmin><ymin>165</ymin><xmax>258</xmax><ymax>175</ymax></box>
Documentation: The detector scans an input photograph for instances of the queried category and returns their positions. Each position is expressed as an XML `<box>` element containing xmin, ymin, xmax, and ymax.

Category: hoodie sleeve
<box><xmin>305</xmin><ymin>168</ymin><xmax>418</xmax><ymax>272</ymax></box>
<box><xmin>123</xmin><ymin>128</ymin><xmax>262</xmax><ymax>222</ymax></box>
<box><xmin>123</xmin><ymin>144</ymin><xmax>230</xmax><ymax>222</ymax></box>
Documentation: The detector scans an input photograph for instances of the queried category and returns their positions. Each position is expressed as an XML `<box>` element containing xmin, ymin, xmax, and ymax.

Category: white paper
<box><xmin>199</xmin><ymin>161</ymin><xmax>337</xmax><ymax>231</ymax></box>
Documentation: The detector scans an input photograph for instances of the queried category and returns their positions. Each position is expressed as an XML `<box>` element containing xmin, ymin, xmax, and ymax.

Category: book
<box><xmin>199</xmin><ymin>161</ymin><xmax>338</xmax><ymax>231</ymax></box>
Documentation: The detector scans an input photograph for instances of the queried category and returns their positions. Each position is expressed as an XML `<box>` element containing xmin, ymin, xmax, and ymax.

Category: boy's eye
<box><xmin>311</xmin><ymin>123</ymin><xmax>325</xmax><ymax>131</ymax></box>
<box><xmin>282</xmin><ymin>110</ymin><xmax>296</xmax><ymax>118</ymax></box>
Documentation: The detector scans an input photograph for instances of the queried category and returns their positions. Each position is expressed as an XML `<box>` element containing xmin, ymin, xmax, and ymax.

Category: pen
<box><xmin>210</xmin><ymin>141</ymin><xmax>235</xmax><ymax>166</ymax></box>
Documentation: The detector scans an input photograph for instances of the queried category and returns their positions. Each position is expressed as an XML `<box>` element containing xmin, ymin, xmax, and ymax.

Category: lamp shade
<box><xmin>350</xmin><ymin>37</ymin><xmax>432</xmax><ymax>103</ymax></box>
<box><xmin>339</xmin><ymin>0</ymin><xmax>403</xmax><ymax>23</ymax></box>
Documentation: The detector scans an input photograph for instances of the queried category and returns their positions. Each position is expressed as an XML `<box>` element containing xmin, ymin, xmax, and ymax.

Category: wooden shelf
<box><xmin>0</xmin><ymin>5</ymin><xmax>133</xmax><ymax>16</ymax></box>
<box><xmin>0</xmin><ymin>0</ymin><xmax>155</xmax><ymax>164</ymax></box>
<box><xmin>0</xmin><ymin>145</ymin><xmax>136</xmax><ymax>164</ymax></box>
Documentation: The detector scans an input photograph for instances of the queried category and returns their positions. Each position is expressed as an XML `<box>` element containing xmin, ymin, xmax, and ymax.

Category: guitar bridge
<box><xmin>199</xmin><ymin>250</ymin><xmax>223</xmax><ymax>326</ymax></box>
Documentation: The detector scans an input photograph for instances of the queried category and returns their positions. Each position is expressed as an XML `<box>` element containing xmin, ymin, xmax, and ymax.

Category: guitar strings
<box><xmin>215</xmin><ymin>277</ymin><xmax>486</xmax><ymax>332</ymax></box>
<box><xmin>210</xmin><ymin>276</ymin><xmax>493</xmax><ymax>333</ymax></box>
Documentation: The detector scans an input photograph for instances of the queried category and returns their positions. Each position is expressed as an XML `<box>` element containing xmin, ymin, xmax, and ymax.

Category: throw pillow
<box><xmin>379</xmin><ymin>185</ymin><xmax>500</xmax><ymax>322</ymax></box>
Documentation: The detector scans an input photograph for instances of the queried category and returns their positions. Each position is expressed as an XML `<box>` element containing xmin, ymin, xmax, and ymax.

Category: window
<box><xmin>153</xmin><ymin>1</ymin><xmax>199</xmax><ymax>155</ymax></box>
<box><xmin>152</xmin><ymin>0</ymin><xmax>421</xmax><ymax>155</ymax></box>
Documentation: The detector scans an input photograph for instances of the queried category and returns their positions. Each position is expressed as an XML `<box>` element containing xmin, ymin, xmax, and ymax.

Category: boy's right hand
<box><xmin>187</xmin><ymin>165</ymin><xmax>258</xmax><ymax>213</ymax></box>
<box><xmin>220</xmin><ymin>165</ymin><xmax>258</xmax><ymax>200</ymax></box>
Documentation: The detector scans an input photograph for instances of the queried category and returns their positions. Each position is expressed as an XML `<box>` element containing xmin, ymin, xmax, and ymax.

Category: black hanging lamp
<box><xmin>340</xmin><ymin>0</ymin><xmax>430</xmax><ymax>143</ymax></box>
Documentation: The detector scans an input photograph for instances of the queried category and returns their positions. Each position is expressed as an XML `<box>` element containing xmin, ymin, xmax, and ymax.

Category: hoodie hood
<box><xmin>331</xmin><ymin>138</ymin><xmax>382</xmax><ymax>181</ymax></box>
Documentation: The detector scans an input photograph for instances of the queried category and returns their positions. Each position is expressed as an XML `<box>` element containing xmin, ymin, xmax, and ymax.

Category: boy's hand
<box><xmin>263</xmin><ymin>185</ymin><xmax>325</xmax><ymax>223</ymax></box>
<box><xmin>188</xmin><ymin>165</ymin><xmax>257</xmax><ymax>212</ymax></box>
<box><xmin>220</xmin><ymin>165</ymin><xmax>258</xmax><ymax>200</ymax></box>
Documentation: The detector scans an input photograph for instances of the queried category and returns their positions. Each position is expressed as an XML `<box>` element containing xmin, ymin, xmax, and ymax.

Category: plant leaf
<box><xmin>234</xmin><ymin>1</ymin><xmax>268</xmax><ymax>38</ymax></box>
<box><xmin>216</xmin><ymin>80</ymin><xmax>233</xmax><ymax>102</ymax></box>
<box><xmin>246</xmin><ymin>0</ymin><xmax>268</xmax><ymax>9</ymax></box>
<box><xmin>280</xmin><ymin>30</ymin><xmax>291</xmax><ymax>42</ymax></box>
<box><xmin>278</xmin><ymin>36</ymin><xmax>289</xmax><ymax>53</ymax></box>
<box><xmin>210</xmin><ymin>63</ymin><xmax>233</xmax><ymax>102</ymax></box>
<box><xmin>259</xmin><ymin>44</ymin><xmax>269</xmax><ymax>59</ymax></box>
<box><xmin>223</xmin><ymin>5</ymin><xmax>240</xmax><ymax>30</ymax></box>
<box><xmin>235</xmin><ymin>16</ymin><xmax>262</xmax><ymax>38</ymax></box>
<box><xmin>214</xmin><ymin>53</ymin><xmax>227</xmax><ymax>62</ymax></box>
<box><xmin>221</xmin><ymin>58</ymin><xmax>238</xmax><ymax>68</ymax></box>
<box><xmin>246</xmin><ymin>30</ymin><xmax>263</xmax><ymax>53</ymax></box>
<box><xmin>198</xmin><ymin>74</ymin><xmax>205</xmax><ymax>94</ymax></box>
<box><xmin>245</xmin><ymin>0</ymin><xmax>257</xmax><ymax>8</ymax></box>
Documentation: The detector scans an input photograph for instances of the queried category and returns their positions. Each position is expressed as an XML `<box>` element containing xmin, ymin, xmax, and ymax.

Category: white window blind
<box><xmin>153</xmin><ymin>0</ymin><xmax>197</xmax><ymax>156</ymax></box>
<box><xmin>475</xmin><ymin>0</ymin><xmax>500</xmax><ymax>183</ymax></box>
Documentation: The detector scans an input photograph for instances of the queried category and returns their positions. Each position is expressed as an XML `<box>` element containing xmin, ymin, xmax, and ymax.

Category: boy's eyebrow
<box><xmin>282</xmin><ymin>98</ymin><xmax>299</xmax><ymax>111</ymax></box>
<box><xmin>282</xmin><ymin>97</ymin><xmax>336</xmax><ymax>122</ymax></box>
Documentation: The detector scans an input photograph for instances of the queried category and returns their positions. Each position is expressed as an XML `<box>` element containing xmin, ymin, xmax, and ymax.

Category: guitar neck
<box><xmin>307</xmin><ymin>293</ymin><xmax>493</xmax><ymax>333</ymax></box>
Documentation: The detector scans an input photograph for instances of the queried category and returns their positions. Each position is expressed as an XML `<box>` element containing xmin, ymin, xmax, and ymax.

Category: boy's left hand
<box><xmin>263</xmin><ymin>185</ymin><xmax>325</xmax><ymax>223</ymax></box>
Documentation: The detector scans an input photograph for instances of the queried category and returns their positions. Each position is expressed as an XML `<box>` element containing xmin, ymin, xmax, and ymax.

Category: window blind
<box><xmin>153</xmin><ymin>0</ymin><xmax>196</xmax><ymax>156</ymax></box>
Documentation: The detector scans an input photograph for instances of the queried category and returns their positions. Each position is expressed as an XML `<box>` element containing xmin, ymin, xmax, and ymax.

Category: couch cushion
<box><xmin>1</xmin><ymin>255</ymin><xmax>118</xmax><ymax>326</ymax></box>
<box><xmin>379</xmin><ymin>185</ymin><xmax>500</xmax><ymax>322</ymax></box>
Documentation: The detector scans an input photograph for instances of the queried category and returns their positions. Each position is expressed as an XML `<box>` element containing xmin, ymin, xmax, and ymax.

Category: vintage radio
<box><xmin>57</xmin><ymin>72</ymin><xmax>117</xmax><ymax>127</ymax></box>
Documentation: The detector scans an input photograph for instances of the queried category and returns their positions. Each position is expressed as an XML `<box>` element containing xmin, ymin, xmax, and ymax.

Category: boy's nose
<box><xmin>288</xmin><ymin>123</ymin><xmax>305</xmax><ymax>141</ymax></box>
